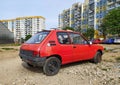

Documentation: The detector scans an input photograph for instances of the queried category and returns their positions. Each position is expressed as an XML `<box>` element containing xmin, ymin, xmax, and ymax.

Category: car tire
<box><xmin>43</xmin><ymin>57</ymin><xmax>61</xmax><ymax>76</ymax></box>
<box><xmin>93</xmin><ymin>51</ymin><xmax>102</xmax><ymax>64</ymax></box>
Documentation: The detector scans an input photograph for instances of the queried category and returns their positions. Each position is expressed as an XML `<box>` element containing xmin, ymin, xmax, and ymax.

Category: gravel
<box><xmin>0</xmin><ymin>44</ymin><xmax>120</xmax><ymax>85</ymax></box>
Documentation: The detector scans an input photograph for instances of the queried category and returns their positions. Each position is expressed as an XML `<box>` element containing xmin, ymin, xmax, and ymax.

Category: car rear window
<box><xmin>25</xmin><ymin>31</ymin><xmax>50</xmax><ymax>44</ymax></box>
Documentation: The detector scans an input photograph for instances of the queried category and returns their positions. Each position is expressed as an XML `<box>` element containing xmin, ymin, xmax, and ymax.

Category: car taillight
<box><xmin>33</xmin><ymin>51</ymin><xmax>39</xmax><ymax>57</ymax></box>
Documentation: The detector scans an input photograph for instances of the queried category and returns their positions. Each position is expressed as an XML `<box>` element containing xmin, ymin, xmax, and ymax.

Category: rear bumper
<box><xmin>19</xmin><ymin>54</ymin><xmax>46</xmax><ymax>67</ymax></box>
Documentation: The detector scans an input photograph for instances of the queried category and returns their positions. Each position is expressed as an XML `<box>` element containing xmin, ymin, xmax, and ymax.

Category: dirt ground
<box><xmin>0</xmin><ymin>44</ymin><xmax>120</xmax><ymax>85</ymax></box>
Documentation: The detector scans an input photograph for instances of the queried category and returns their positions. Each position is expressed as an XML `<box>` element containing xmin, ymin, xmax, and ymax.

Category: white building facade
<box><xmin>0</xmin><ymin>16</ymin><xmax>45</xmax><ymax>41</ymax></box>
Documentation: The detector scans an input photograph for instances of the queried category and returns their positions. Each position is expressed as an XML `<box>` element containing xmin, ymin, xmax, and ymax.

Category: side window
<box><xmin>57</xmin><ymin>32</ymin><xmax>70</xmax><ymax>44</ymax></box>
<box><xmin>70</xmin><ymin>33</ymin><xmax>87</xmax><ymax>44</ymax></box>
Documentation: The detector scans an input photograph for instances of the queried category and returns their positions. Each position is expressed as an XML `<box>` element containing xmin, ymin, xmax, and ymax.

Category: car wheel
<box><xmin>93</xmin><ymin>51</ymin><xmax>102</xmax><ymax>64</ymax></box>
<box><xmin>43</xmin><ymin>57</ymin><xmax>61</xmax><ymax>76</ymax></box>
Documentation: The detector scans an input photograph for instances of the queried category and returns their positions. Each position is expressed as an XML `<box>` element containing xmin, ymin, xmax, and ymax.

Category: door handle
<box><xmin>73</xmin><ymin>46</ymin><xmax>76</xmax><ymax>48</ymax></box>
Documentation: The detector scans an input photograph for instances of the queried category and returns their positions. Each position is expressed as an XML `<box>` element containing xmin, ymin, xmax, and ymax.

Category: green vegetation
<box><xmin>1</xmin><ymin>48</ymin><xmax>18</xmax><ymax>51</ymax></box>
<box><xmin>2</xmin><ymin>48</ymin><xmax>14</xmax><ymax>50</ymax></box>
<box><xmin>100</xmin><ymin>7</ymin><xmax>120</xmax><ymax>37</ymax></box>
<box><xmin>25</xmin><ymin>35</ymin><xmax>32</xmax><ymax>41</ymax></box>
<box><xmin>62</xmin><ymin>27</ymin><xmax>94</xmax><ymax>39</ymax></box>
<box><xmin>62</xmin><ymin>26</ymin><xmax>75</xmax><ymax>31</ymax></box>
<box><xmin>0</xmin><ymin>43</ymin><xmax>21</xmax><ymax>46</ymax></box>
<box><xmin>82</xmin><ymin>28</ymin><xmax>94</xmax><ymax>40</ymax></box>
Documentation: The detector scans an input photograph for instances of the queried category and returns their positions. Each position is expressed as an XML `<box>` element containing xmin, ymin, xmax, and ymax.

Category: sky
<box><xmin>0</xmin><ymin>0</ymin><xmax>84</xmax><ymax>29</ymax></box>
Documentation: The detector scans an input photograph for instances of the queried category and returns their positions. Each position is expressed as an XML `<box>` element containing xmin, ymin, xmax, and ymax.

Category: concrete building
<box><xmin>81</xmin><ymin>0</ymin><xmax>89</xmax><ymax>31</ymax></box>
<box><xmin>14</xmin><ymin>16</ymin><xmax>45</xmax><ymax>40</ymax></box>
<box><xmin>0</xmin><ymin>16</ymin><xmax>45</xmax><ymax>42</ymax></box>
<box><xmin>0</xmin><ymin>22</ymin><xmax>14</xmax><ymax>44</ymax></box>
<box><xmin>59</xmin><ymin>0</ymin><xmax>120</xmax><ymax>31</ymax></box>
<box><xmin>107</xmin><ymin>0</ymin><xmax>120</xmax><ymax>11</ymax></box>
<box><xmin>71</xmin><ymin>3</ymin><xmax>83</xmax><ymax>30</ymax></box>
<box><xmin>59</xmin><ymin>9</ymin><xmax>71</xmax><ymax>28</ymax></box>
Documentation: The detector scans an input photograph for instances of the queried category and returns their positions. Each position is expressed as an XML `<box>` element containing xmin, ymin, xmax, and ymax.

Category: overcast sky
<box><xmin>0</xmin><ymin>0</ymin><xmax>84</xmax><ymax>29</ymax></box>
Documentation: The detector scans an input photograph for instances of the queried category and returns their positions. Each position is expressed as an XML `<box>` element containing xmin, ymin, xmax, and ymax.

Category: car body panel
<box><xmin>114</xmin><ymin>37</ymin><xmax>120</xmax><ymax>44</ymax></box>
<box><xmin>19</xmin><ymin>30</ymin><xmax>104</xmax><ymax>65</ymax></box>
<box><xmin>103</xmin><ymin>38</ymin><xmax>114</xmax><ymax>44</ymax></box>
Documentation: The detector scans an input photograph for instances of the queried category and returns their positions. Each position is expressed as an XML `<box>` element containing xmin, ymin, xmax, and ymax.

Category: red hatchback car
<box><xmin>19</xmin><ymin>30</ymin><xmax>104</xmax><ymax>76</ymax></box>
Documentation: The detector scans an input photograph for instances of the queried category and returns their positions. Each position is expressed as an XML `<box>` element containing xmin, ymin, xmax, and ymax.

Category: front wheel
<box><xmin>92</xmin><ymin>51</ymin><xmax>102</xmax><ymax>64</ymax></box>
<box><xmin>43</xmin><ymin>57</ymin><xmax>61</xmax><ymax>76</ymax></box>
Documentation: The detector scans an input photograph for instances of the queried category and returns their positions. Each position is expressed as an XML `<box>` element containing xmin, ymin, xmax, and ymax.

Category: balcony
<box><xmin>89</xmin><ymin>14</ymin><xmax>94</xmax><ymax>18</ymax></box>
<box><xmin>89</xmin><ymin>10</ymin><xmax>94</xmax><ymax>13</ymax></box>
<box><xmin>88</xmin><ymin>18</ymin><xmax>94</xmax><ymax>22</ymax></box>
<box><xmin>107</xmin><ymin>1</ymin><xmax>114</xmax><ymax>5</ymax></box>
<box><xmin>107</xmin><ymin>6</ymin><xmax>115</xmax><ymax>10</ymax></box>
<box><xmin>116</xmin><ymin>0</ymin><xmax>120</xmax><ymax>2</ymax></box>
<box><xmin>116</xmin><ymin>3</ymin><xmax>120</xmax><ymax>7</ymax></box>
<box><xmin>89</xmin><ymin>0</ymin><xmax>94</xmax><ymax>5</ymax></box>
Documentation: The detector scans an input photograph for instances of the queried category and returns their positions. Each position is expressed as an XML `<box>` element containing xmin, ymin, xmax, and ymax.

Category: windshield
<box><xmin>25</xmin><ymin>31</ymin><xmax>50</xmax><ymax>44</ymax></box>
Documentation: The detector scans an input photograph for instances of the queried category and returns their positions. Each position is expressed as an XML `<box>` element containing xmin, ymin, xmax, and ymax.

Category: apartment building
<box><xmin>81</xmin><ymin>0</ymin><xmax>89</xmax><ymax>31</ymax></box>
<box><xmin>0</xmin><ymin>16</ymin><xmax>45</xmax><ymax>41</ymax></box>
<box><xmin>15</xmin><ymin>16</ymin><xmax>45</xmax><ymax>40</ymax></box>
<box><xmin>59</xmin><ymin>3</ymin><xmax>84</xmax><ymax>30</ymax></box>
<box><xmin>71</xmin><ymin>3</ymin><xmax>83</xmax><ymax>30</ymax></box>
<box><xmin>59</xmin><ymin>9</ymin><xmax>71</xmax><ymax>28</ymax></box>
<box><xmin>59</xmin><ymin>0</ymin><xmax>120</xmax><ymax>31</ymax></box>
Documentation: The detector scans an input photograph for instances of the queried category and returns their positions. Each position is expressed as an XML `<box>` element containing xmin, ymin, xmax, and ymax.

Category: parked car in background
<box><xmin>103</xmin><ymin>38</ymin><xmax>114</xmax><ymax>44</ymax></box>
<box><xmin>19</xmin><ymin>29</ymin><xmax>104</xmax><ymax>76</ymax></box>
<box><xmin>114</xmin><ymin>37</ymin><xmax>120</xmax><ymax>44</ymax></box>
<box><xmin>92</xmin><ymin>39</ymin><xmax>103</xmax><ymax>44</ymax></box>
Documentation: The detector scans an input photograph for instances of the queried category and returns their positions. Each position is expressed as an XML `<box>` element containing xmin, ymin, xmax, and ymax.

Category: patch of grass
<box><xmin>2</xmin><ymin>48</ymin><xmax>14</xmax><ymax>50</ymax></box>
<box><xmin>0</xmin><ymin>43</ymin><xmax>21</xmax><ymax>46</ymax></box>
<box><xmin>103</xmin><ymin>59</ymin><xmax>115</xmax><ymax>62</ymax></box>
<box><xmin>104</xmin><ymin>48</ymin><xmax>109</xmax><ymax>52</ymax></box>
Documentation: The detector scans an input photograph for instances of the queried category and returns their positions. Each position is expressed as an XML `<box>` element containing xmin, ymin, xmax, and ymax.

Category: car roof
<box><xmin>41</xmin><ymin>29</ymin><xmax>80</xmax><ymax>34</ymax></box>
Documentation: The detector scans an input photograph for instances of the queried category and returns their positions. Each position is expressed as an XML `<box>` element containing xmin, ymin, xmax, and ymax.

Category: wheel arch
<box><xmin>47</xmin><ymin>54</ymin><xmax>62</xmax><ymax>63</ymax></box>
<box><xmin>97</xmin><ymin>49</ymin><xmax>103</xmax><ymax>55</ymax></box>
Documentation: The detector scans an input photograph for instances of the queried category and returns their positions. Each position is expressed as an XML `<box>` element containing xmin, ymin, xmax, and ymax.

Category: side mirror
<box><xmin>89</xmin><ymin>41</ymin><xmax>92</xmax><ymax>45</ymax></box>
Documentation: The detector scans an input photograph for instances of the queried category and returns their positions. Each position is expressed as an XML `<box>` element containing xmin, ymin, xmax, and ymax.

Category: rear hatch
<box><xmin>20</xmin><ymin>31</ymin><xmax>50</xmax><ymax>57</ymax></box>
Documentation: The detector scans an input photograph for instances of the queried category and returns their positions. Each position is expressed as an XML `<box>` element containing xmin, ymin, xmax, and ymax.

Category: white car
<box><xmin>114</xmin><ymin>37</ymin><xmax>120</xmax><ymax>44</ymax></box>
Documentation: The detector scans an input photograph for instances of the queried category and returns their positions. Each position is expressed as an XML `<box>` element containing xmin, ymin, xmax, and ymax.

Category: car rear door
<box><xmin>69</xmin><ymin>33</ymin><xmax>93</xmax><ymax>61</ymax></box>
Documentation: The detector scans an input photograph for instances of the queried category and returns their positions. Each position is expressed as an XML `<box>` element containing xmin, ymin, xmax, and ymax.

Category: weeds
<box><xmin>1</xmin><ymin>48</ymin><xmax>14</xmax><ymax>50</ymax></box>
<box><xmin>0</xmin><ymin>43</ymin><xmax>21</xmax><ymax>46</ymax></box>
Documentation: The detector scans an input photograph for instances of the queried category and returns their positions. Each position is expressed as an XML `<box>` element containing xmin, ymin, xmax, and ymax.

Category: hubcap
<box><xmin>48</xmin><ymin>61</ymin><xmax>58</xmax><ymax>73</ymax></box>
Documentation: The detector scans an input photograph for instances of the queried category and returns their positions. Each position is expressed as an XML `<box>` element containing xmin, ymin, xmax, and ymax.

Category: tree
<box><xmin>99</xmin><ymin>23</ymin><xmax>107</xmax><ymax>39</ymax></box>
<box><xmin>62</xmin><ymin>26</ymin><xmax>75</xmax><ymax>31</ymax></box>
<box><xmin>82</xmin><ymin>28</ymin><xmax>94</xmax><ymax>40</ymax></box>
<box><xmin>25</xmin><ymin>35</ymin><xmax>32</xmax><ymax>41</ymax></box>
<box><xmin>74</xmin><ymin>26</ymin><xmax>81</xmax><ymax>33</ymax></box>
<box><xmin>100</xmin><ymin>7</ymin><xmax>120</xmax><ymax>36</ymax></box>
